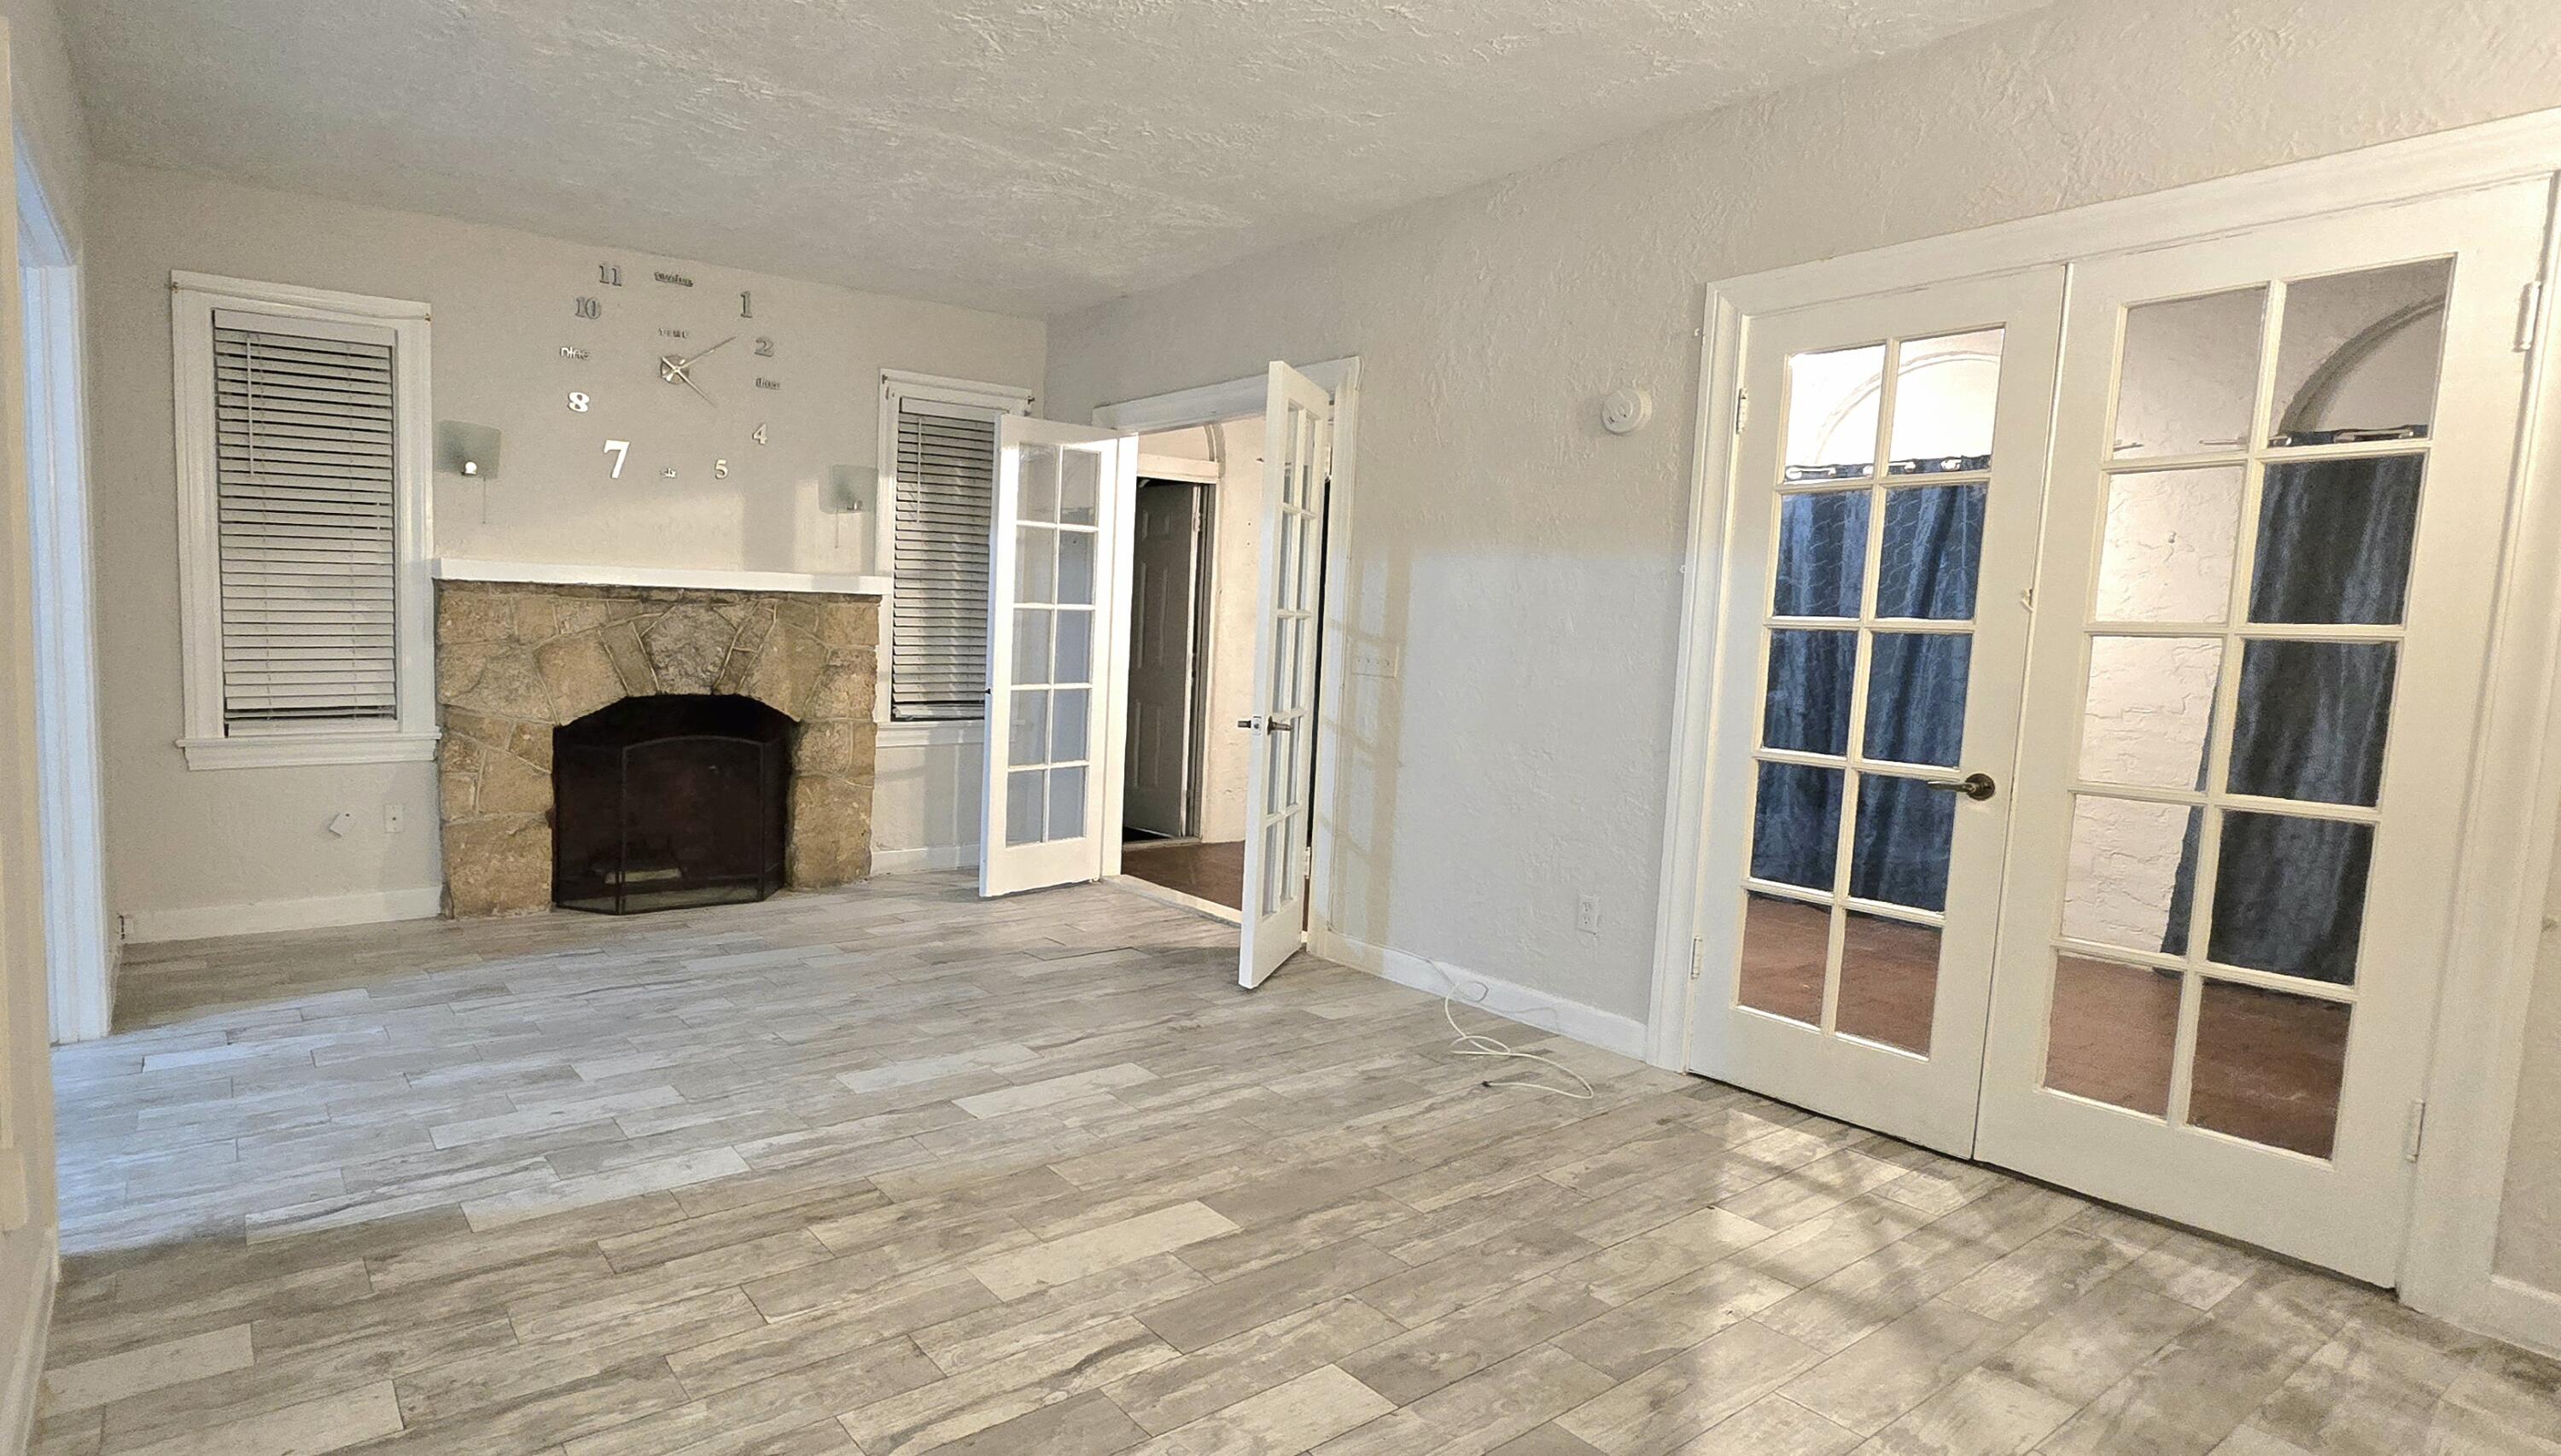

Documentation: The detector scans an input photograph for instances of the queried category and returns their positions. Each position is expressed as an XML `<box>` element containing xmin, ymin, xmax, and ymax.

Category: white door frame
<box><xmin>16</xmin><ymin>143</ymin><xmax>106</xmax><ymax>1044</ymax></box>
<box><xmin>1092</xmin><ymin>358</ymin><xmax>1361</xmax><ymax>952</ymax></box>
<box><xmin>1653</xmin><ymin>109</ymin><xmax>2561</xmax><ymax>1350</ymax></box>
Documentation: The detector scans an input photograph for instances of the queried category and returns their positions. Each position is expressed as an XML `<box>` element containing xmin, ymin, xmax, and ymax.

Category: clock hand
<box><xmin>656</xmin><ymin>354</ymin><xmax>716</xmax><ymax>406</ymax></box>
<box><xmin>684</xmin><ymin>335</ymin><xmax>738</xmax><ymax>366</ymax></box>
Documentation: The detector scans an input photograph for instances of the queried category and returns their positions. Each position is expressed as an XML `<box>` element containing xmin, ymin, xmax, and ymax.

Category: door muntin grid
<box><xmin>1003</xmin><ymin>440</ymin><xmax>1105</xmax><ymax>847</ymax></box>
<box><xmin>2039</xmin><ymin>259</ymin><xmax>2450</xmax><ymax>1162</ymax></box>
<box><xmin>1257</xmin><ymin>397</ymin><xmax>1325</xmax><ymax>918</ymax></box>
<box><xmin>1740</xmin><ymin>329</ymin><xmax>2006</xmax><ymax>1057</ymax></box>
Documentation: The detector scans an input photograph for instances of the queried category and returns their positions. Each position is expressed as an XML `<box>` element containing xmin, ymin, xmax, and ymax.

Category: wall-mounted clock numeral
<box><xmin>752</xmin><ymin>423</ymin><xmax>767</xmax><ymax>446</ymax></box>
<box><xmin>661</xmin><ymin>466</ymin><xmax>679</xmax><ymax>479</ymax></box>
<box><xmin>714</xmin><ymin>459</ymin><xmax>730</xmax><ymax>479</ymax></box>
<box><xmin>739</xmin><ymin>290</ymin><xmax>754</xmax><ymax>318</ymax></box>
<box><xmin>753</xmin><ymin>336</ymin><xmax>775</xmax><ymax>358</ymax></box>
<box><xmin>575</xmin><ymin>296</ymin><xmax>601</xmax><ymax>320</ymax></box>
<box><xmin>567</xmin><ymin>391</ymin><xmax>592</xmax><ymax>412</ymax></box>
<box><xmin>603</xmin><ymin>439</ymin><xmax>629</xmax><ymax>478</ymax></box>
<box><xmin>598</xmin><ymin>264</ymin><xmax>624</xmax><ymax>287</ymax></box>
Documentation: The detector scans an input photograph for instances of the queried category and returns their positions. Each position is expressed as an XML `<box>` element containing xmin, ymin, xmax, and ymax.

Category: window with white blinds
<box><xmin>172</xmin><ymin>273</ymin><xmax>432</xmax><ymax>770</ymax></box>
<box><xmin>212</xmin><ymin>312</ymin><xmax>400</xmax><ymax>728</ymax></box>
<box><xmin>891</xmin><ymin>401</ymin><xmax>1000</xmax><ymax>720</ymax></box>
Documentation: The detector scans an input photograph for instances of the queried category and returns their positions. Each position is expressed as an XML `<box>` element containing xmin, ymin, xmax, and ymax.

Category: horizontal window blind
<box><xmin>213</xmin><ymin>315</ymin><xmax>400</xmax><ymax>727</ymax></box>
<box><xmin>892</xmin><ymin>403</ymin><xmax>996</xmax><ymax>720</ymax></box>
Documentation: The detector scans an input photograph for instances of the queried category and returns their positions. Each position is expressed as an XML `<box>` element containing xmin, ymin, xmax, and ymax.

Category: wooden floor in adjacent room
<box><xmin>1118</xmin><ymin>840</ymin><xmax>1245</xmax><ymax>913</ymax></box>
<box><xmin>35</xmin><ymin>874</ymin><xmax>2561</xmax><ymax>1456</ymax></box>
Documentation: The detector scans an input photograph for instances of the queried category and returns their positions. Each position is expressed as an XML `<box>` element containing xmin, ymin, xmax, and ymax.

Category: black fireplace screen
<box><xmin>553</xmin><ymin>695</ymin><xmax>792</xmax><ymax>915</ymax></box>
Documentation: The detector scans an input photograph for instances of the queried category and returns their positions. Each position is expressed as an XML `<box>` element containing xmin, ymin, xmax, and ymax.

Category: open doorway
<box><xmin>977</xmin><ymin>358</ymin><xmax>1351</xmax><ymax>987</ymax></box>
<box><xmin>1117</xmin><ymin>416</ymin><xmax>1263</xmax><ymax>917</ymax></box>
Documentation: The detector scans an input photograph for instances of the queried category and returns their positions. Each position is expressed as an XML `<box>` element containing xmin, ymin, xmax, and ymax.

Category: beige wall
<box><xmin>85</xmin><ymin>163</ymin><xmax>1043</xmax><ymax>930</ymax></box>
<box><xmin>1042</xmin><ymin>0</ymin><xmax>2561</xmax><ymax>1297</ymax></box>
<box><xmin>2</xmin><ymin>0</ymin><xmax>87</xmax><ymax>1424</ymax></box>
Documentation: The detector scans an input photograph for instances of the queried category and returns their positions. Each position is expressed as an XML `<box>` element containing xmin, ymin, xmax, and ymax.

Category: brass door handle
<box><xmin>1923</xmin><ymin>772</ymin><xmax>1997</xmax><ymax>801</ymax></box>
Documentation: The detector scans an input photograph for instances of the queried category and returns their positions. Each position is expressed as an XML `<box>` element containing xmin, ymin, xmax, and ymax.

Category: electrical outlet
<box><xmin>385</xmin><ymin>804</ymin><xmax>405</xmax><ymax>834</ymax></box>
<box><xmin>1576</xmin><ymin>894</ymin><xmax>1601</xmax><ymax>934</ymax></box>
<box><xmin>1351</xmin><ymin>643</ymin><xmax>1402</xmax><ymax>679</ymax></box>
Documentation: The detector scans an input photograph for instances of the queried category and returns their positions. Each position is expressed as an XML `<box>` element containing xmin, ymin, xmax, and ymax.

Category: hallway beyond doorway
<box><xmin>1121</xmin><ymin>838</ymin><xmax>1244</xmax><ymax>912</ymax></box>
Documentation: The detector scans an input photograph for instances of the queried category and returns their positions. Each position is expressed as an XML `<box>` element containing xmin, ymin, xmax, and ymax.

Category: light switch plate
<box><xmin>1351</xmin><ymin>644</ymin><xmax>1402</xmax><ymax>679</ymax></box>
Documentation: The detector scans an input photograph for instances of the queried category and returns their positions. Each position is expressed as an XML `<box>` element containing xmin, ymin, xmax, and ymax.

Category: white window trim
<box><xmin>876</xmin><ymin>368</ymin><xmax>1034</xmax><ymax>726</ymax></box>
<box><xmin>171</xmin><ymin>271</ymin><xmax>438</xmax><ymax>770</ymax></box>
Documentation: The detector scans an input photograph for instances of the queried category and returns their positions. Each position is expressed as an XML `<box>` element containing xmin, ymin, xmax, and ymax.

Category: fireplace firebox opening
<box><xmin>552</xmin><ymin>694</ymin><xmax>793</xmax><ymax>915</ymax></box>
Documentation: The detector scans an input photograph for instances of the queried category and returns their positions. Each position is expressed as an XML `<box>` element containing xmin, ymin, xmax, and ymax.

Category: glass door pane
<box><xmin>1239</xmin><ymin>363</ymin><xmax>1333</xmax><ymax>988</ymax></box>
<box><xmin>980</xmin><ymin>418</ymin><xmax>1132</xmax><ymax>897</ymax></box>
<box><xmin>1975</xmin><ymin>176</ymin><xmax>2548</xmax><ymax>1282</ymax></box>
<box><xmin>2033</xmin><ymin>259</ymin><xmax>2448</xmax><ymax>1159</ymax></box>
<box><xmin>1689</xmin><ymin>265</ymin><xmax>2067</xmax><ymax>1158</ymax></box>
<box><xmin>1741</xmin><ymin>328</ymin><xmax>2004</xmax><ymax>1057</ymax></box>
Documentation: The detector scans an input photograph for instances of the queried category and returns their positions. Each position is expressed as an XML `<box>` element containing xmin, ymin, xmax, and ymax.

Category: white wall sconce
<box><xmin>436</xmin><ymin>421</ymin><xmax>503</xmax><ymax>479</ymax></box>
<box><xmin>823</xmin><ymin>463</ymin><xmax>865</xmax><ymax>515</ymax></box>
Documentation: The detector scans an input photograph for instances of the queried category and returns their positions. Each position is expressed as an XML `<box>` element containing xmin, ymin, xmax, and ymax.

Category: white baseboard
<box><xmin>872</xmin><ymin>843</ymin><xmax>977</xmax><ymax>874</ymax></box>
<box><xmin>1320</xmin><ymin>932</ymin><xmax>1650</xmax><ymax>1060</ymax></box>
<box><xmin>121</xmin><ymin>886</ymin><xmax>443</xmax><ymax>944</ymax></box>
<box><xmin>0</xmin><ymin>1228</ymin><xmax>57</xmax><ymax>1455</ymax></box>
<box><xmin>2428</xmin><ymin>1272</ymin><xmax>2561</xmax><ymax>1362</ymax></box>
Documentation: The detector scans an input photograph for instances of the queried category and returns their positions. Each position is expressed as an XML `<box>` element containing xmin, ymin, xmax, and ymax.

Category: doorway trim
<box><xmin>17</xmin><ymin>144</ymin><xmax>107</xmax><ymax>1045</ymax></box>
<box><xmin>1094</xmin><ymin>358</ymin><xmax>1361</xmax><ymax>953</ymax></box>
<box><xmin>1650</xmin><ymin>108</ymin><xmax>2561</xmax><ymax>1351</ymax></box>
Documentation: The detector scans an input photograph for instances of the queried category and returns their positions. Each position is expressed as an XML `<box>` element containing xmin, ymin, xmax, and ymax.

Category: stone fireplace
<box><xmin>432</xmin><ymin>570</ymin><xmax>881</xmax><ymax>917</ymax></box>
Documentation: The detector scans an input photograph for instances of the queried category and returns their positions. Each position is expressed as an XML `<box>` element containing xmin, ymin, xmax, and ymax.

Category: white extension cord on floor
<box><xmin>1437</xmin><ymin>972</ymin><xmax>1596</xmax><ymax>1100</ymax></box>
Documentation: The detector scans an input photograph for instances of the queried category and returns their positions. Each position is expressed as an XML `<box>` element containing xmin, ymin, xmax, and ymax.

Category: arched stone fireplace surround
<box><xmin>433</xmin><ymin>577</ymin><xmax>879</xmax><ymax>917</ymax></box>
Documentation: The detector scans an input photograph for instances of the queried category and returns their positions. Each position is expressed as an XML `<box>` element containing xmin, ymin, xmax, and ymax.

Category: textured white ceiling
<box><xmin>61</xmin><ymin>0</ymin><xmax>2051</xmax><ymax>317</ymax></box>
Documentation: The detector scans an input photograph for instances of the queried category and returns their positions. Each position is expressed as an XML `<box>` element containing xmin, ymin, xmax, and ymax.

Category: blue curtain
<box><xmin>2160</xmin><ymin>454</ymin><xmax>2418</xmax><ymax>984</ymax></box>
<box><xmin>1752</xmin><ymin>451</ymin><xmax>2412</xmax><ymax>974</ymax></box>
<box><xmin>1753</xmin><ymin>480</ymin><xmax>1987</xmax><ymax>911</ymax></box>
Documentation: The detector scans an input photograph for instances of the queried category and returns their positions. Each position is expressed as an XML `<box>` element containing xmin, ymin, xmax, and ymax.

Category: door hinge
<box><xmin>2403</xmin><ymin>1099</ymin><xmax>2428</xmax><ymax>1162</ymax></box>
<box><xmin>1689</xmin><ymin>935</ymin><xmax>1706</xmax><ymax>981</ymax></box>
<box><xmin>1733</xmin><ymin>388</ymin><xmax>1748</xmax><ymax>435</ymax></box>
<box><xmin>2518</xmin><ymin>281</ymin><xmax>2544</xmax><ymax>352</ymax></box>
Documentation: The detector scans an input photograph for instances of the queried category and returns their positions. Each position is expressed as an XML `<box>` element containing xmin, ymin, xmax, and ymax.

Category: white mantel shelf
<box><xmin>431</xmin><ymin>557</ymin><xmax>890</xmax><ymax>597</ymax></box>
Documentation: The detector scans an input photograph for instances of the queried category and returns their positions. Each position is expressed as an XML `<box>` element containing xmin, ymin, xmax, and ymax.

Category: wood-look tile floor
<box><xmin>37</xmin><ymin>873</ymin><xmax>2561</xmax><ymax>1456</ymax></box>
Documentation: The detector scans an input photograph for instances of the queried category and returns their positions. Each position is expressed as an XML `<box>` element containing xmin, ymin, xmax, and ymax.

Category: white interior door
<box><xmin>1239</xmin><ymin>363</ymin><xmax>1333</xmax><ymax>987</ymax></box>
<box><xmin>1975</xmin><ymin>178</ymin><xmax>2555</xmax><ymax>1281</ymax></box>
<box><xmin>1687</xmin><ymin>269</ymin><xmax>2063</xmax><ymax>1155</ymax></box>
<box><xmin>980</xmin><ymin>416</ymin><xmax>1136</xmax><ymax>897</ymax></box>
<box><xmin>1124</xmin><ymin>481</ymin><xmax>1204</xmax><ymax>838</ymax></box>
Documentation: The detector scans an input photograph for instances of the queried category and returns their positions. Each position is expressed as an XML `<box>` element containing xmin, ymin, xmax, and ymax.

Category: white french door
<box><xmin>1238</xmin><ymin>363</ymin><xmax>1333</xmax><ymax>987</ymax></box>
<box><xmin>1975</xmin><ymin>178</ymin><xmax>2554</xmax><ymax>1281</ymax></box>
<box><xmin>979</xmin><ymin>416</ymin><xmax>1137</xmax><ymax>897</ymax></box>
<box><xmin>1687</xmin><ymin>269</ymin><xmax>2065</xmax><ymax>1155</ymax></box>
<box><xmin>1689</xmin><ymin>178</ymin><xmax>2554</xmax><ymax>1278</ymax></box>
